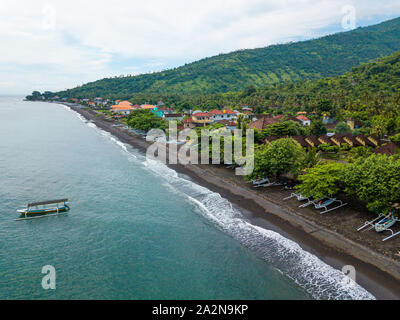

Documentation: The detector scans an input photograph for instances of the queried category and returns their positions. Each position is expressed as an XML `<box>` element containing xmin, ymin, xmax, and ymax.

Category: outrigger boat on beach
<box><xmin>16</xmin><ymin>199</ymin><xmax>70</xmax><ymax>221</ymax></box>
<box><xmin>357</xmin><ymin>213</ymin><xmax>386</xmax><ymax>232</ymax></box>
<box><xmin>374</xmin><ymin>214</ymin><xmax>397</xmax><ymax>233</ymax></box>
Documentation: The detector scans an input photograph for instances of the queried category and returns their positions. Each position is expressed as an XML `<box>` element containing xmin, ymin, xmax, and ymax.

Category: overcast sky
<box><xmin>1</xmin><ymin>0</ymin><xmax>399</xmax><ymax>95</ymax></box>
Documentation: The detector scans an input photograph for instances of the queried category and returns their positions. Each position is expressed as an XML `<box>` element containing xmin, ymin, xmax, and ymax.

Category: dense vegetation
<box><xmin>125</xmin><ymin>49</ymin><xmax>400</xmax><ymax>137</ymax></box>
<box><xmin>126</xmin><ymin>110</ymin><xmax>167</xmax><ymax>132</ymax></box>
<box><xmin>244</xmin><ymin>138</ymin><xmax>400</xmax><ymax>213</ymax></box>
<box><xmin>54</xmin><ymin>17</ymin><xmax>400</xmax><ymax>98</ymax></box>
<box><xmin>295</xmin><ymin>153</ymin><xmax>400</xmax><ymax>212</ymax></box>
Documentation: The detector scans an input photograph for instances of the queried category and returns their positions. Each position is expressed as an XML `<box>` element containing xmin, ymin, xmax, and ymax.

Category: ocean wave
<box><xmin>142</xmin><ymin>158</ymin><xmax>375</xmax><ymax>300</ymax></box>
<box><xmin>66</xmin><ymin>108</ymin><xmax>137</xmax><ymax>159</ymax></box>
<box><xmin>66</xmin><ymin>105</ymin><xmax>375</xmax><ymax>300</ymax></box>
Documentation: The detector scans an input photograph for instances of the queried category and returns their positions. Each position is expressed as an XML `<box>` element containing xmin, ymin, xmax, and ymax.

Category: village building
<box><xmin>342</xmin><ymin>135</ymin><xmax>362</xmax><ymax>147</ymax></box>
<box><xmin>182</xmin><ymin>117</ymin><xmax>196</xmax><ymax>129</ymax></box>
<box><xmin>248</xmin><ymin>114</ymin><xmax>302</xmax><ymax>130</ymax></box>
<box><xmin>296</xmin><ymin>115</ymin><xmax>311</xmax><ymax>126</ymax></box>
<box><xmin>241</xmin><ymin>105</ymin><xmax>253</xmax><ymax>111</ymax></box>
<box><xmin>304</xmin><ymin>135</ymin><xmax>322</xmax><ymax>148</ymax></box>
<box><xmin>322</xmin><ymin>114</ymin><xmax>335</xmax><ymax>124</ymax></box>
<box><xmin>163</xmin><ymin>113</ymin><xmax>184</xmax><ymax>122</ymax></box>
<box><xmin>192</xmin><ymin>112</ymin><xmax>214</xmax><ymax>127</ymax></box>
<box><xmin>158</xmin><ymin>107</ymin><xmax>175</xmax><ymax>115</ymax></box>
<box><xmin>292</xmin><ymin>135</ymin><xmax>310</xmax><ymax>148</ymax></box>
<box><xmin>318</xmin><ymin>135</ymin><xmax>335</xmax><ymax>146</ymax></box>
<box><xmin>355</xmin><ymin>134</ymin><xmax>376</xmax><ymax>147</ymax></box>
<box><xmin>216</xmin><ymin>120</ymin><xmax>238</xmax><ymax>131</ymax></box>
<box><xmin>141</xmin><ymin>104</ymin><xmax>157</xmax><ymax>110</ymax></box>
<box><xmin>110</xmin><ymin>101</ymin><xmax>135</xmax><ymax>115</ymax></box>
<box><xmin>111</xmin><ymin>105</ymin><xmax>134</xmax><ymax>115</ymax></box>
<box><xmin>367</xmin><ymin>134</ymin><xmax>381</xmax><ymax>147</ymax></box>
<box><xmin>209</xmin><ymin>109</ymin><xmax>237</xmax><ymax>122</ymax></box>
<box><xmin>374</xmin><ymin>142</ymin><xmax>399</xmax><ymax>156</ymax></box>
<box><xmin>330</xmin><ymin>134</ymin><xmax>352</xmax><ymax>147</ymax></box>
<box><xmin>248</xmin><ymin>115</ymin><xmax>280</xmax><ymax>130</ymax></box>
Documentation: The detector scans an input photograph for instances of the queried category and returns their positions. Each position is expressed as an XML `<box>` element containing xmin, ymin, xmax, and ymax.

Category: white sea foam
<box><xmin>142</xmin><ymin>158</ymin><xmax>375</xmax><ymax>300</ymax></box>
<box><xmin>69</xmin><ymin>110</ymin><xmax>136</xmax><ymax>159</ymax></box>
<box><xmin>66</xmin><ymin>105</ymin><xmax>375</xmax><ymax>300</ymax></box>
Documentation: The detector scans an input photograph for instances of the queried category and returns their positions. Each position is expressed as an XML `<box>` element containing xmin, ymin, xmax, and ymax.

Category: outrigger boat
<box><xmin>283</xmin><ymin>192</ymin><xmax>309</xmax><ymax>202</ymax></box>
<box><xmin>374</xmin><ymin>214</ymin><xmax>397</xmax><ymax>233</ymax></box>
<box><xmin>16</xmin><ymin>199</ymin><xmax>70</xmax><ymax>221</ymax></box>
<box><xmin>357</xmin><ymin>213</ymin><xmax>385</xmax><ymax>232</ymax></box>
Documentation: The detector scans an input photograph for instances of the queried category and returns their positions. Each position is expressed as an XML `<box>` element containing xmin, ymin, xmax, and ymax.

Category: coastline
<box><xmin>64</xmin><ymin>103</ymin><xmax>400</xmax><ymax>300</ymax></box>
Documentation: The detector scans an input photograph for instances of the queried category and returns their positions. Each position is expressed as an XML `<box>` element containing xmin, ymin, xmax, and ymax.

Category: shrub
<box><xmin>247</xmin><ymin>138</ymin><xmax>305</xmax><ymax>180</ymax></box>
<box><xmin>342</xmin><ymin>154</ymin><xmax>400</xmax><ymax>212</ymax></box>
<box><xmin>295</xmin><ymin>163</ymin><xmax>347</xmax><ymax>198</ymax></box>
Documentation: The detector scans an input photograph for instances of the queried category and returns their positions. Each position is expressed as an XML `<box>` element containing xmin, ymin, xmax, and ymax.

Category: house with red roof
<box><xmin>182</xmin><ymin>117</ymin><xmax>196</xmax><ymax>129</ymax></box>
<box><xmin>248</xmin><ymin>115</ymin><xmax>280</xmax><ymax>130</ymax></box>
<box><xmin>209</xmin><ymin>109</ymin><xmax>237</xmax><ymax>122</ymax></box>
<box><xmin>192</xmin><ymin>112</ymin><xmax>214</xmax><ymax>127</ymax></box>
<box><xmin>296</xmin><ymin>115</ymin><xmax>311</xmax><ymax>126</ymax></box>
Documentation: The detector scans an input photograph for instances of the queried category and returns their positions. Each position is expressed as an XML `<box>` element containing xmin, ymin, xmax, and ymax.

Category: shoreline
<box><xmin>64</xmin><ymin>103</ymin><xmax>400</xmax><ymax>300</ymax></box>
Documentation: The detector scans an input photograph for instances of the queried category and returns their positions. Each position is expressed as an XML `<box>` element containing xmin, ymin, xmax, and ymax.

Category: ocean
<box><xmin>0</xmin><ymin>96</ymin><xmax>374</xmax><ymax>300</ymax></box>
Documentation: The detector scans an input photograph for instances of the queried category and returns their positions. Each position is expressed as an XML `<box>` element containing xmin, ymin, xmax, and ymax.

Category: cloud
<box><xmin>0</xmin><ymin>0</ymin><xmax>399</xmax><ymax>94</ymax></box>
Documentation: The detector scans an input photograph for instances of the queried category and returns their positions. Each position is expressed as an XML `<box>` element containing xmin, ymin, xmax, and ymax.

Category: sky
<box><xmin>1</xmin><ymin>0</ymin><xmax>400</xmax><ymax>95</ymax></box>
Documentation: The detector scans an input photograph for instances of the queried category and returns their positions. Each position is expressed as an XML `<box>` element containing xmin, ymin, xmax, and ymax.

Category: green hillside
<box><xmin>56</xmin><ymin>17</ymin><xmax>400</xmax><ymax>98</ymax></box>
<box><xmin>141</xmin><ymin>50</ymin><xmax>400</xmax><ymax>136</ymax></box>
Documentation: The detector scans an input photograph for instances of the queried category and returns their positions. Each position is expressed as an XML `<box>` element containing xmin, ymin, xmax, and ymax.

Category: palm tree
<box><xmin>302</xmin><ymin>148</ymin><xmax>322</xmax><ymax>169</ymax></box>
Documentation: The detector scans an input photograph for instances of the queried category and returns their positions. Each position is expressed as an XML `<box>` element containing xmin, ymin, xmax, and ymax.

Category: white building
<box><xmin>296</xmin><ymin>115</ymin><xmax>311</xmax><ymax>126</ymax></box>
<box><xmin>209</xmin><ymin>109</ymin><xmax>237</xmax><ymax>122</ymax></box>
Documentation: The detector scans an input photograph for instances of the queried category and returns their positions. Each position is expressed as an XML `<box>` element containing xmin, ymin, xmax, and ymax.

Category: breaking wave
<box><xmin>142</xmin><ymin>158</ymin><xmax>375</xmax><ymax>300</ymax></box>
<box><xmin>67</xmin><ymin>105</ymin><xmax>375</xmax><ymax>300</ymax></box>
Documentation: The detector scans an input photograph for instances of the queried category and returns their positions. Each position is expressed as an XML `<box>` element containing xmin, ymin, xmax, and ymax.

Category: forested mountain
<box><xmin>56</xmin><ymin>17</ymin><xmax>400</xmax><ymax>98</ymax></box>
<box><xmin>142</xmin><ymin>50</ymin><xmax>400</xmax><ymax>118</ymax></box>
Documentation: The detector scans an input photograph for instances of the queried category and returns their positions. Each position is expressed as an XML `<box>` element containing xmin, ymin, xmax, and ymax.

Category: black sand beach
<box><xmin>67</xmin><ymin>104</ymin><xmax>400</xmax><ymax>300</ymax></box>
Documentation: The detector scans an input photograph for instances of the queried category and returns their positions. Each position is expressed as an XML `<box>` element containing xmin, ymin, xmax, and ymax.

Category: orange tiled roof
<box><xmin>111</xmin><ymin>100</ymin><xmax>133</xmax><ymax>110</ymax></box>
<box><xmin>374</xmin><ymin>142</ymin><xmax>398</xmax><ymax>156</ymax></box>
<box><xmin>111</xmin><ymin>105</ymin><xmax>134</xmax><ymax>111</ymax></box>
<box><xmin>141</xmin><ymin>104</ymin><xmax>157</xmax><ymax>109</ymax></box>
<box><xmin>223</xmin><ymin>109</ymin><xmax>237</xmax><ymax>114</ymax></box>
<box><xmin>209</xmin><ymin>109</ymin><xmax>224</xmax><ymax>115</ymax></box>
<box><xmin>119</xmin><ymin>100</ymin><xmax>132</xmax><ymax>105</ymax></box>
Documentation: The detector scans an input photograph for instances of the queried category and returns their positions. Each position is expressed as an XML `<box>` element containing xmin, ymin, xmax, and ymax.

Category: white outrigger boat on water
<box><xmin>16</xmin><ymin>199</ymin><xmax>70</xmax><ymax>221</ymax></box>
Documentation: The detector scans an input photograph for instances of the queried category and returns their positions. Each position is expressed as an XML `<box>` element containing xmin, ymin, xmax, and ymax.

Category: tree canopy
<box><xmin>126</xmin><ymin>110</ymin><xmax>167</xmax><ymax>132</ymax></box>
<box><xmin>248</xmin><ymin>138</ymin><xmax>305</xmax><ymax>180</ymax></box>
<box><xmin>342</xmin><ymin>154</ymin><xmax>400</xmax><ymax>212</ymax></box>
<box><xmin>53</xmin><ymin>17</ymin><xmax>400</xmax><ymax>98</ymax></box>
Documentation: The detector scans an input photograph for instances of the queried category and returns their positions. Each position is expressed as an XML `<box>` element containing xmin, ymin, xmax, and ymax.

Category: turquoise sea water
<box><xmin>0</xmin><ymin>97</ymin><xmax>374</xmax><ymax>300</ymax></box>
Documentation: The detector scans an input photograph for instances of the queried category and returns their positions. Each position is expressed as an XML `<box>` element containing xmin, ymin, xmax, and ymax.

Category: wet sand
<box><xmin>67</xmin><ymin>104</ymin><xmax>400</xmax><ymax>300</ymax></box>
